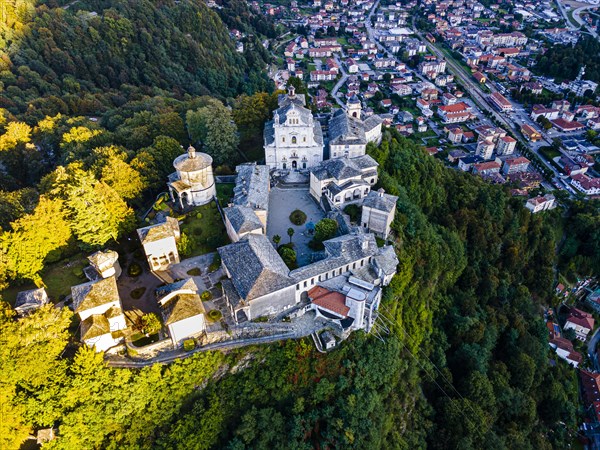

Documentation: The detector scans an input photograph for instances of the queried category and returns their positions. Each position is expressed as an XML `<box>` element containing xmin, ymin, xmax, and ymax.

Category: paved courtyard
<box><xmin>267</xmin><ymin>186</ymin><xmax>326</xmax><ymax>266</ymax></box>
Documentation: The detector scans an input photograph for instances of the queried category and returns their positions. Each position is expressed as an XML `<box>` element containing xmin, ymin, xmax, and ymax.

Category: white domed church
<box><xmin>168</xmin><ymin>146</ymin><xmax>216</xmax><ymax>208</ymax></box>
<box><xmin>264</xmin><ymin>86</ymin><xmax>324</xmax><ymax>170</ymax></box>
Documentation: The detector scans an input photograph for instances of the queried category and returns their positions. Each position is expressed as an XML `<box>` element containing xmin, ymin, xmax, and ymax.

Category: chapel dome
<box><xmin>173</xmin><ymin>146</ymin><xmax>213</xmax><ymax>173</ymax></box>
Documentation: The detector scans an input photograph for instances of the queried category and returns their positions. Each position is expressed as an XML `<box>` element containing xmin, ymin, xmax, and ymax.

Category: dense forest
<box><xmin>0</xmin><ymin>0</ymin><xmax>274</xmax><ymax>120</ymax></box>
<box><xmin>535</xmin><ymin>36</ymin><xmax>600</xmax><ymax>85</ymax></box>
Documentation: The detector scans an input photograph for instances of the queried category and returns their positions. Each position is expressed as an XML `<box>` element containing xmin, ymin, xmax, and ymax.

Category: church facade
<box><xmin>264</xmin><ymin>87</ymin><xmax>324</xmax><ymax>170</ymax></box>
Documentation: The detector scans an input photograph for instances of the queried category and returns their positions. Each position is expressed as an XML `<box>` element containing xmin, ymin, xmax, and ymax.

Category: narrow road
<box><xmin>331</xmin><ymin>54</ymin><xmax>349</xmax><ymax>107</ymax></box>
<box><xmin>588</xmin><ymin>327</ymin><xmax>600</xmax><ymax>371</ymax></box>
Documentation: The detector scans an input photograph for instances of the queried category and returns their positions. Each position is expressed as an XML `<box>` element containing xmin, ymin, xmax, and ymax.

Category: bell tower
<box><xmin>346</xmin><ymin>95</ymin><xmax>362</xmax><ymax>119</ymax></box>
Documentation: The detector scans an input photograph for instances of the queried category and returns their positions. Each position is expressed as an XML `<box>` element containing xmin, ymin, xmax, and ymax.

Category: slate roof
<box><xmin>71</xmin><ymin>276</ymin><xmax>120</xmax><ymax>313</ymax></box>
<box><xmin>373</xmin><ymin>245</ymin><xmax>399</xmax><ymax>276</ymax></box>
<box><xmin>290</xmin><ymin>233</ymin><xmax>379</xmax><ymax>281</ymax></box>
<box><xmin>328</xmin><ymin>179</ymin><xmax>369</xmax><ymax>196</ymax></box>
<box><xmin>363</xmin><ymin>115</ymin><xmax>383</xmax><ymax>133</ymax></box>
<box><xmin>88</xmin><ymin>250</ymin><xmax>119</xmax><ymax>271</ymax></box>
<box><xmin>224</xmin><ymin>206</ymin><xmax>263</xmax><ymax>234</ymax></box>
<box><xmin>218</xmin><ymin>234</ymin><xmax>294</xmax><ymax>301</ymax></box>
<box><xmin>328</xmin><ymin>109</ymin><xmax>367</xmax><ymax>146</ymax></box>
<box><xmin>81</xmin><ymin>314</ymin><xmax>111</xmax><ymax>340</ymax></box>
<box><xmin>137</xmin><ymin>217</ymin><xmax>179</xmax><ymax>245</ymax></box>
<box><xmin>310</xmin><ymin>155</ymin><xmax>378</xmax><ymax>181</ymax></box>
<box><xmin>156</xmin><ymin>278</ymin><xmax>198</xmax><ymax>300</ymax></box>
<box><xmin>15</xmin><ymin>288</ymin><xmax>48</xmax><ymax>313</ymax></box>
<box><xmin>161</xmin><ymin>293</ymin><xmax>205</xmax><ymax>325</ymax></box>
<box><xmin>363</xmin><ymin>189</ymin><xmax>398</xmax><ymax>213</ymax></box>
<box><xmin>276</xmin><ymin>102</ymin><xmax>313</xmax><ymax>125</ymax></box>
<box><xmin>278</xmin><ymin>92</ymin><xmax>306</xmax><ymax>107</ymax></box>
<box><xmin>233</xmin><ymin>164</ymin><xmax>270</xmax><ymax>211</ymax></box>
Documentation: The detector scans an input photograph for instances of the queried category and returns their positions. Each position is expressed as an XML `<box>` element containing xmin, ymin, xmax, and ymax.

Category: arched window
<box><xmin>292</xmin><ymin>136</ymin><xmax>297</xmax><ymax>144</ymax></box>
<box><xmin>282</xmin><ymin>137</ymin><xmax>285</xmax><ymax>143</ymax></box>
<box><xmin>282</xmin><ymin>163</ymin><xmax>287</xmax><ymax>169</ymax></box>
<box><xmin>303</xmin><ymin>136</ymin><xmax>306</xmax><ymax>142</ymax></box>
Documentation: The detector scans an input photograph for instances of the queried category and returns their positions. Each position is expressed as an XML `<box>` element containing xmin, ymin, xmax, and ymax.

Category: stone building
<box><xmin>87</xmin><ymin>250</ymin><xmax>121</xmax><ymax>280</ymax></box>
<box><xmin>361</xmin><ymin>189</ymin><xmax>398</xmax><ymax>239</ymax></box>
<box><xmin>168</xmin><ymin>145</ymin><xmax>216</xmax><ymax>208</ymax></box>
<box><xmin>264</xmin><ymin>86</ymin><xmax>324</xmax><ymax>170</ymax></box>
<box><xmin>218</xmin><ymin>232</ymin><xmax>398</xmax><ymax>325</ymax></box>
<box><xmin>137</xmin><ymin>217</ymin><xmax>180</xmax><ymax>272</ymax></box>
<box><xmin>156</xmin><ymin>279</ymin><xmax>206</xmax><ymax>346</ymax></box>
<box><xmin>223</xmin><ymin>163</ymin><xmax>270</xmax><ymax>242</ymax></box>
<box><xmin>71</xmin><ymin>276</ymin><xmax>126</xmax><ymax>352</ymax></box>
<box><xmin>14</xmin><ymin>288</ymin><xmax>49</xmax><ymax>316</ymax></box>
<box><xmin>328</xmin><ymin>97</ymin><xmax>383</xmax><ymax>159</ymax></box>
<box><xmin>309</xmin><ymin>155</ymin><xmax>379</xmax><ymax>207</ymax></box>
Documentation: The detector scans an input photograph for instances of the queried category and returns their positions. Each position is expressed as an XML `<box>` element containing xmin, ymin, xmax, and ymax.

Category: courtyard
<box><xmin>267</xmin><ymin>186</ymin><xmax>326</xmax><ymax>266</ymax></box>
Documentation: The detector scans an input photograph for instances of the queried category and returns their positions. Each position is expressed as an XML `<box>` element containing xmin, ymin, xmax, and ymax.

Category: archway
<box><xmin>292</xmin><ymin>160</ymin><xmax>297</xmax><ymax>169</ymax></box>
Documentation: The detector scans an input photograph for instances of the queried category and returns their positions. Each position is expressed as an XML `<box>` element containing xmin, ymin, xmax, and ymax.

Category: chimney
<box><xmin>378</xmin><ymin>188</ymin><xmax>385</xmax><ymax>197</ymax></box>
<box><xmin>187</xmin><ymin>145</ymin><xmax>196</xmax><ymax>159</ymax></box>
<box><xmin>288</xmin><ymin>85</ymin><xmax>296</xmax><ymax>97</ymax></box>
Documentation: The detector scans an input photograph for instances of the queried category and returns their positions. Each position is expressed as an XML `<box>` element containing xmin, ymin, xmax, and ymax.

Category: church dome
<box><xmin>173</xmin><ymin>147</ymin><xmax>213</xmax><ymax>173</ymax></box>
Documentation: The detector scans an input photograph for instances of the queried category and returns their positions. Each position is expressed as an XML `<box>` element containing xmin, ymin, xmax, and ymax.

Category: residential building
<box><xmin>571</xmin><ymin>173</ymin><xmax>600</xmax><ymax>196</ymax></box>
<box><xmin>472</xmin><ymin>161</ymin><xmax>501</xmax><ymax>176</ymax></box>
<box><xmin>564</xmin><ymin>307</ymin><xmax>594</xmax><ymax>340</ymax></box>
<box><xmin>437</xmin><ymin>102</ymin><xmax>472</xmax><ymax>123</ymax></box>
<box><xmin>549</xmin><ymin>337</ymin><xmax>582</xmax><ymax>367</ymax></box>
<box><xmin>476</xmin><ymin>139</ymin><xmax>495</xmax><ymax>160</ymax></box>
<box><xmin>447</xmin><ymin>127</ymin><xmax>463</xmax><ymax>143</ymax></box>
<box><xmin>502</xmin><ymin>156</ymin><xmax>530</xmax><ymax>174</ymax></box>
<box><xmin>496</xmin><ymin>136</ymin><xmax>517</xmax><ymax>155</ymax></box>
<box><xmin>525</xmin><ymin>194</ymin><xmax>556</xmax><ymax>213</ymax></box>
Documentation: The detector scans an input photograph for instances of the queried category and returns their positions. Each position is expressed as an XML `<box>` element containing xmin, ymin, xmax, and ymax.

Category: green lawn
<box><xmin>216</xmin><ymin>183</ymin><xmax>235</xmax><ymax>206</ymax></box>
<box><xmin>1</xmin><ymin>253</ymin><xmax>88</xmax><ymax>305</ymax></box>
<box><xmin>180</xmin><ymin>201</ymin><xmax>229</xmax><ymax>257</ymax></box>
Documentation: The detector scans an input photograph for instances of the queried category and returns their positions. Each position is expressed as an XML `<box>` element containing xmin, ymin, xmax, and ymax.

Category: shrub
<box><xmin>343</xmin><ymin>204</ymin><xmax>361</xmax><ymax>223</ymax></box>
<box><xmin>196</xmin><ymin>212</ymin><xmax>203</xmax><ymax>220</ymax></box>
<box><xmin>208</xmin><ymin>309</ymin><xmax>222</xmax><ymax>322</ymax></box>
<box><xmin>130</xmin><ymin>287</ymin><xmax>146</xmax><ymax>299</ymax></box>
<box><xmin>141</xmin><ymin>313</ymin><xmax>161</xmax><ymax>334</ymax></box>
<box><xmin>278</xmin><ymin>246</ymin><xmax>297</xmax><ymax>269</ymax></box>
<box><xmin>210</xmin><ymin>201</ymin><xmax>217</xmax><ymax>209</ymax></box>
<box><xmin>201</xmin><ymin>290</ymin><xmax>213</xmax><ymax>301</ymax></box>
<box><xmin>289</xmin><ymin>209</ymin><xmax>307</xmax><ymax>225</ymax></box>
<box><xmin>72</xmin><ymin>266</ymin><xmax>84</xmax><ymax>278</ymax></box>
<box><xmin>128</xmin><ymin>263</ymin><xmax>142</xmax><ymax>277</ymax></box>
<box><xmin>183</xmin><ymin>339</ymin><xmax>195</xmax><ymax>351</ymax></box>
<box><xmin>177</xmin><ymin>232</ymin><xmax>197</xmax><ymax>257</ymax></box>
<box><xmin>314</xmin><ymin>218</ymin><xmax>338</xmax><ymax>242</ymax></box>
<box><xmin>187</xmin><ymin>267</ymin><xmax>202</xmax><ymax>276</ymax></box>
<box><xmin>209</xmin><ymin>254</ymin><xmax>221</xmax><ymax>272</ymax></box>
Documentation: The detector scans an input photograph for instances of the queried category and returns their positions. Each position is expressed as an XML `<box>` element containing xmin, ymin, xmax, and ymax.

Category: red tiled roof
<box><xmin>551</xmin><ymin>118</ymin><xmax>585</xmax><ymax>131</ymax></box>
<box><xmin>505</xmin><ymin>156</ymin><xmax>530</xmax><ymax>166</ymax></box>
<box><xmin>566</xmin><ymin>308</ymin><xmax>595</xmax><ymax>330</ymax></box>
<box><xmin>438</xmin><ymin>102</ymin><xmax>469</xmax><ymax>113</ymax></box>
<box><xmin>581</xmin><ymin>370</ymin><xmax>600</xmax><ymax>421</ymax></box>
<box><xmin>313</xmin><ymin>291</ymin><xmax>349</xmax><ymax>317</ymax></box>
